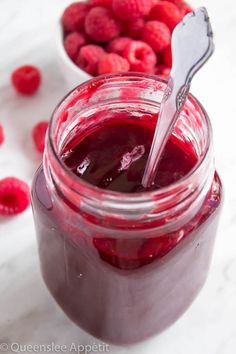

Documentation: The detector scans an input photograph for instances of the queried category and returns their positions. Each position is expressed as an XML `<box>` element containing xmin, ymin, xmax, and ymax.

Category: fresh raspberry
<box><xmin>64</xmin><ymin>32</ymin><xmax>87</xmax><ymax>61</ymax></box>
<box><xmin>162</xmin><ymin>0</ymin><xmax>183</xmax><ymax>5</ymax></box>
<box><xmin>85</xmin><ymin>7</ymin><xmax>122</xmax><ymax>43</ymax></box>
<box><xmin>149</xmin><ymin>1</ymin><xmax>182</xmax><ymax>32</ymax></box>
<box><xmin>76</xmin><ymin>44</ymin><xmax>106</xmax><ymax>75</ymax></box>
<box><xmin>155</xmin><ymin>64</ymin><xmax>170</xmax><ymax>79</ymax></box>
<box><xmin>98</xmin><ymin>53</ymin><xmax>130</xmax><ymax>74</ymax></box>
<box><xmin>0</xmin><ymin>124</ymin><xmax>4</xmax><ymax>146</ymax></box>
<box><xmin>124</xmin><ymin>40</ymin><xmax>157</xmax><ymax>73</ymax></box>
<box><xmin>123</xmin><ymin>18</ymin><xmax>145</xmax><ymax>39</ymax></box>
<box><xmin>162</xmin><ymin>45</ymin><xmax>172</xmax><ymax>67</ymax></box>
<box><xmin>11</xmin><ymin>65</ymin><xmax>41</xmax><ymax>95</ymax></box>
<box><xmin>0</xmin><ymin>177</ymin><xmax>30</xmax><ymax>216</ymax></box>
<box><xmin>142</xmin><ymin>21</ymin><xmax>171</xmax><ymax>52</ymax></box>
<box><xmin>107</xmin><ymin>37</ymin><xmax>132</xmax><ymax>56</ymax></box>
<box><xmin>112</xmin><ymin>0</ymin><xmax>153</xmax><ymax>21</ymax></box>
<box><xmin>62</xmin><ymin>3</ymin><xmax>89</xmax><ymax>32</ymax></box>
<box><xmin>32</xmin><ymin>121</ymin><xmax>49</xmax><ymax>153</ymax></box>
<box><xmin>179</xmin><ymin>2</ymin><xmax>193</xmax><ymax>17</ymax></box>
<box><xmin>89</xmin><ymin>0</ymin><xmax>112</xmax><ymax>7</ymax></box>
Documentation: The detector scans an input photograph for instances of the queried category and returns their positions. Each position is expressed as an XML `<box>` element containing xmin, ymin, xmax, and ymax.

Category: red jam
<box><xmin>63</xmin><ymin>116</ymin><xmax>197</xmax><ymax>193</ymax></box>
<box><xmin>31</xmin><ymin>75</ymin><xmax>222</xmax><ymax>345</ymax></box>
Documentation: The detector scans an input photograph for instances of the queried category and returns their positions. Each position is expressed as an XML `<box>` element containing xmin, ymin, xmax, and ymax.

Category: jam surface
<box><xmin>63</xmin><ymin>117</ymin><xmax>197</xmax><ymax>193</ymax></box>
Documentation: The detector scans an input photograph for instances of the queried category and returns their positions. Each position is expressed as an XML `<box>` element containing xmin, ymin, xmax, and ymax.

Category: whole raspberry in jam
<box><xmin>0</xmin><ymin>177</ymin><xmax>30</xmax><ymax>216</ymax></box>
<box><xmin>32</xmin><ymin>121</ymin><xmax>49</xmax><ymax>153</ymax></box>
<box><xmin>64</xmin><ymin>32</ymin><xmax>87</xmax><ymax>61</ymax></box>
<box><xmin>11</xmin><ymin>65</ymin><xmax>41</xmax><ymax>95</ymax></box>
<box><xmin>107</xmin><ymin>37</ymin><xmax>132</xmax><ymax>56</ymax></box>
<box><xmin>85</xmin><ymin>7</ymin><xmax>122</xmax><ymax>43</ymax></box>
<box><xmin>89</xmin><ymin>0</ymin><xmax>112</xmax><ymax>7</ymax></box>
<box><xmin>76</xmin><ymin>44</ymin><xmax>106</xmax><ymax>75</ymax></box>
<box><xmin>124</xmin><ymin>40</ymin><xmax>157</xmax><ymax>73</ymax></box>
<box><xmin>62</xmin><ymin>2</ymin><xmax>90</xmax><ymax>32</ymax></box>
<box><xmin>149</xmin><ymin>1</ymin><xmax>182</xmax><ymax>32</ymax></box>
<box><xmin>123</xmin><ymin>18</ymin><xmax>145</xmax><ymax>39</ymax></box>
<box><xmin>142</xmin><ymin>21</ymin><xmax>171</xmax><ymax>52</ymax></box>
<box><xmin>112</xmin><ymin>0</ymin><xmax>153</xmax><ymax>21</ymax></box>
<box><xmin>98</xmin><ymin>53</ymin><xmax>130</xmax><ymax>74</ymax></box>
<box><xmin>0</xmin><ymin>124</ymin><xmax>4</xmax><ymax>146</ymax></box>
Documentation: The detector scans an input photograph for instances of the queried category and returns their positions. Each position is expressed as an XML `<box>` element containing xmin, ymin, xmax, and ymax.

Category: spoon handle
<box><xmin>142</xmin><ymin>7</ymin><xmax>214</xmax><ymax>189</ymax></box>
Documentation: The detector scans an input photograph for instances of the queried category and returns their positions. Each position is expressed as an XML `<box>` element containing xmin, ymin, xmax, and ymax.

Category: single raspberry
<box><xmin>179</xmin><ymin>2</ymin><xmax>193</xmax><ymax>17</ymax></box>
<box><xmin>64</xmin><ymin>32</ymin><xmax>87</xmax><ymax>61</ymax></box>
<box><xmin>62</xmin><ymin>3</ymin><xmax>90</xmax><ymax>32</ymax></box>
<box><xmin>32</xmin><ymin>121</ymin><xmax>49</xmax><ymax>153</ymax></box>
<box><xmin>85</xmin><ymin>7</ymin><xmax>122</xmax><ymax>43</ymax></box>
<box><xmin>162</xmin><ymin>45</ymin><xmax>172</xmax><ymax>67</ymax></box>
<box><xmin>123</xmin><ymin>18</ymin><xmax>145</xmax><ymax>39</ymax></box>
<box><xmin>142</xmin><ymin>21</ymin><xmax>171</xmax><ymax>52</ymax></box>
<box><xmin>11</xmin><ymin>65</ymin><xmax>41</xmax><ymax>95</ymax></box>
<box><xmin>155</xmin><ymin>64</ymin><xmax>170</xmax><ymax>79</ymax></box>
<box><xmin>107</xmin><ymin>37</ymin><xmax>132</xmax><ymax>56</ymax></box>
<box><xmin>89</xmin><ymin>0</ymin><xmax>112</xmax><ymax>7</ymax></box>
<box><xmin>0</xmin><ymin>124</ymin><xmax>4</xmax><ymax>146</ymax></box>
<box><xmin>98</xmin><ymin>53</ymin><xmax>130</xmax><ymax>74</ymax></box>
<box><xmin>112</xmin><ymin>0</ymin><xmax>152</xmax><ymax>21</ymax></box>
<box><xmin>149</xmin><ymin>1</ymin><xmax>182</xmax><ymax>32</ymax></box>
<box><xmin>162</xmin><ymin>0</ymin><xmax>183</xmax><ymax>5</ymax></box>
<box><xmin>124</xmin><ymin>40</ymin><xmax>157</xmax><ymax>73</ymax></box>
<box><xmin>76</xmin><ymin>44</ymin><xmax>106</xmax><ymax>75</ymax></box>
<box><xmin>0</xmin><ymin>177</ymin><xmax>30</xmax><ymax>216</ymax></box>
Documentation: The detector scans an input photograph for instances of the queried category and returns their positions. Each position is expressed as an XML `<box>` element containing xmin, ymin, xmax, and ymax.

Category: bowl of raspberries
<box><xmin>58</xmin><ymin>0</ymin><xmax>193</xmax><ymax>86</ymax></box>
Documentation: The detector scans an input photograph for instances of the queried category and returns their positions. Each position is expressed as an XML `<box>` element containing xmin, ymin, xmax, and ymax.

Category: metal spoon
<box><xmin>142</xmin><ymin>7</ymin><xmax>214</xmax><ymax>188</ymax></box>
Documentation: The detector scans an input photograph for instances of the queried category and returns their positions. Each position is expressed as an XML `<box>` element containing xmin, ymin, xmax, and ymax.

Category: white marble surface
<box><xmin>0</xmin><ymin>1</ymin><xmax>236</xmax><ymax>353</ymax></box>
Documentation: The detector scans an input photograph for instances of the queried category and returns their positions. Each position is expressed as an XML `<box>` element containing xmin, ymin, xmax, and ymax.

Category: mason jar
<box><xmin>31</xmin><ymin>73</ymin><xmax>223</xmax><ymax>345</ymax></box>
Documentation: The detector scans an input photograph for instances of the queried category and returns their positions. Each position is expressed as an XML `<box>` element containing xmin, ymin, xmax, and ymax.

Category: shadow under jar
<box><xmin>31</xmin><ymin>73</ymin><xmax>223</xmax><ymax>345</ymax></box>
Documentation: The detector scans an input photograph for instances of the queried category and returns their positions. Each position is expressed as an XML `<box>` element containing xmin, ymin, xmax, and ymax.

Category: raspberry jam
<box><xmin>31</xmin><ymin>74</ymin><xmax>222</xmax><ymax>344</ymax></box>
<box><xmin>63</xmin><ymin>117</ymin><xmax>197</xmax><ymax>193</ymax></box>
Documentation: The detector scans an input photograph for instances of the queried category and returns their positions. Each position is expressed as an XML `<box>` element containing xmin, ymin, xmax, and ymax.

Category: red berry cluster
<box><xmin>62</xmin><ymin>0</ymin><xmax>193</xmax><ymax>77</ymax></box>
<box><xmin>0</xmin><ymin>66</ymin><xmax>48</xmax><ymax>217</ymax></box>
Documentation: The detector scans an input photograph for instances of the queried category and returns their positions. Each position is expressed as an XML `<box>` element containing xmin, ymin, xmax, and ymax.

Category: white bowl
<box><xmin>56</xmin><ymin>21</ymin><xmax>92</xmax><ymax>88</ymax></box>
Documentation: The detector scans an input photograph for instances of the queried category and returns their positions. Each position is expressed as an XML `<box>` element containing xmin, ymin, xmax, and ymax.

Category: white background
<box><xmin>0</xmin><ymin>1</ymin><xmax>236</xmax><ymax>353</ymax></box>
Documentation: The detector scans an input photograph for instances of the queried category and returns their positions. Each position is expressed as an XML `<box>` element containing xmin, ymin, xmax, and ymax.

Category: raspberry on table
<box><xmin>123</xmin><ymin>18</ymin><xmax>145</xmax><ymax>39</ymax></box>
<box><xmin>0</xmin><ymin>177</ymin><xmax>30</xmax><ymax>216</ymax></box>
<box><xmin>85</xmin><ymin>7</ymin><xmax>122</xmax><ymax>43</ymax></box>
<box><xmin>149</xmin><ymin>1</ymin><xmax>182</xmax><ymax>32</ymax></box>
<box><xmin>11</xmin><ymin>65</ymin><xmax>41</xmax><ymax>95</ymax></box>
<box><xmin>123</xmin><ymin>40</ymin><xmax>157</xmax><ymax>73</ymax></box>
<box><xmin>62</xmin><ymin>2</ymin><xmax>90</xmax><ymax>33</ymax></box>
<box><xmin>142</xmin><ymin>21</ymin><xmax>171</xmax><ymax>52</ymax></box>
<box><xmin>89</xmin><ymin>0</ymin><xmax>112</xmax><ymax>7</ymax></box>
<box><xmin>107</xmin><ymin>37</ymin><xmax>132</xmax><ymax>56</ymax></box>
<box><xmin>112</xmin><ymin>0</ymin><xmax>153</xmax><ymax>21</ymax></box>
<box><xmin>98</xmin><ymin>53</ymin><xmax>130</xmax><ymax>74</ymax></box>
<box><xmin>32</xmin><ymin>121</ymin><xmax>49</xmax><ymax>153</ymax></box>
<box><xmin>64</xmin><ymin>32</ymin><xmax>87</xmax><ymax>61</ymax></box>
<box><xmin>162</xmin><ymin>45</ymin><xmax>172</xmax><ymax>67</ymax></box>
<box><xmin>0</xmin><ymin>124</ymin><xmax>4</xmax><ymax>146</ymax></box>
<box><xmin>76</xmin><ymin>44</ymin><xmax>106</xmax><ymax>75</ymax></box>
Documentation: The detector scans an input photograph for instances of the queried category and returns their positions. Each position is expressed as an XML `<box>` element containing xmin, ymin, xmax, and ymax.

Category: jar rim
<box><xmin>47</xmin><ymin>72</ymin><xmax>212</xmax><ymax>205</ymax></box>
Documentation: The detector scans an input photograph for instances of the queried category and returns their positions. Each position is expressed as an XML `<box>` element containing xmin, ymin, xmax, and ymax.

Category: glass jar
<box><xmin>31</xmin><ymin>74</ymin><xmax>222</xmax><ymax>345</ymax></box>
